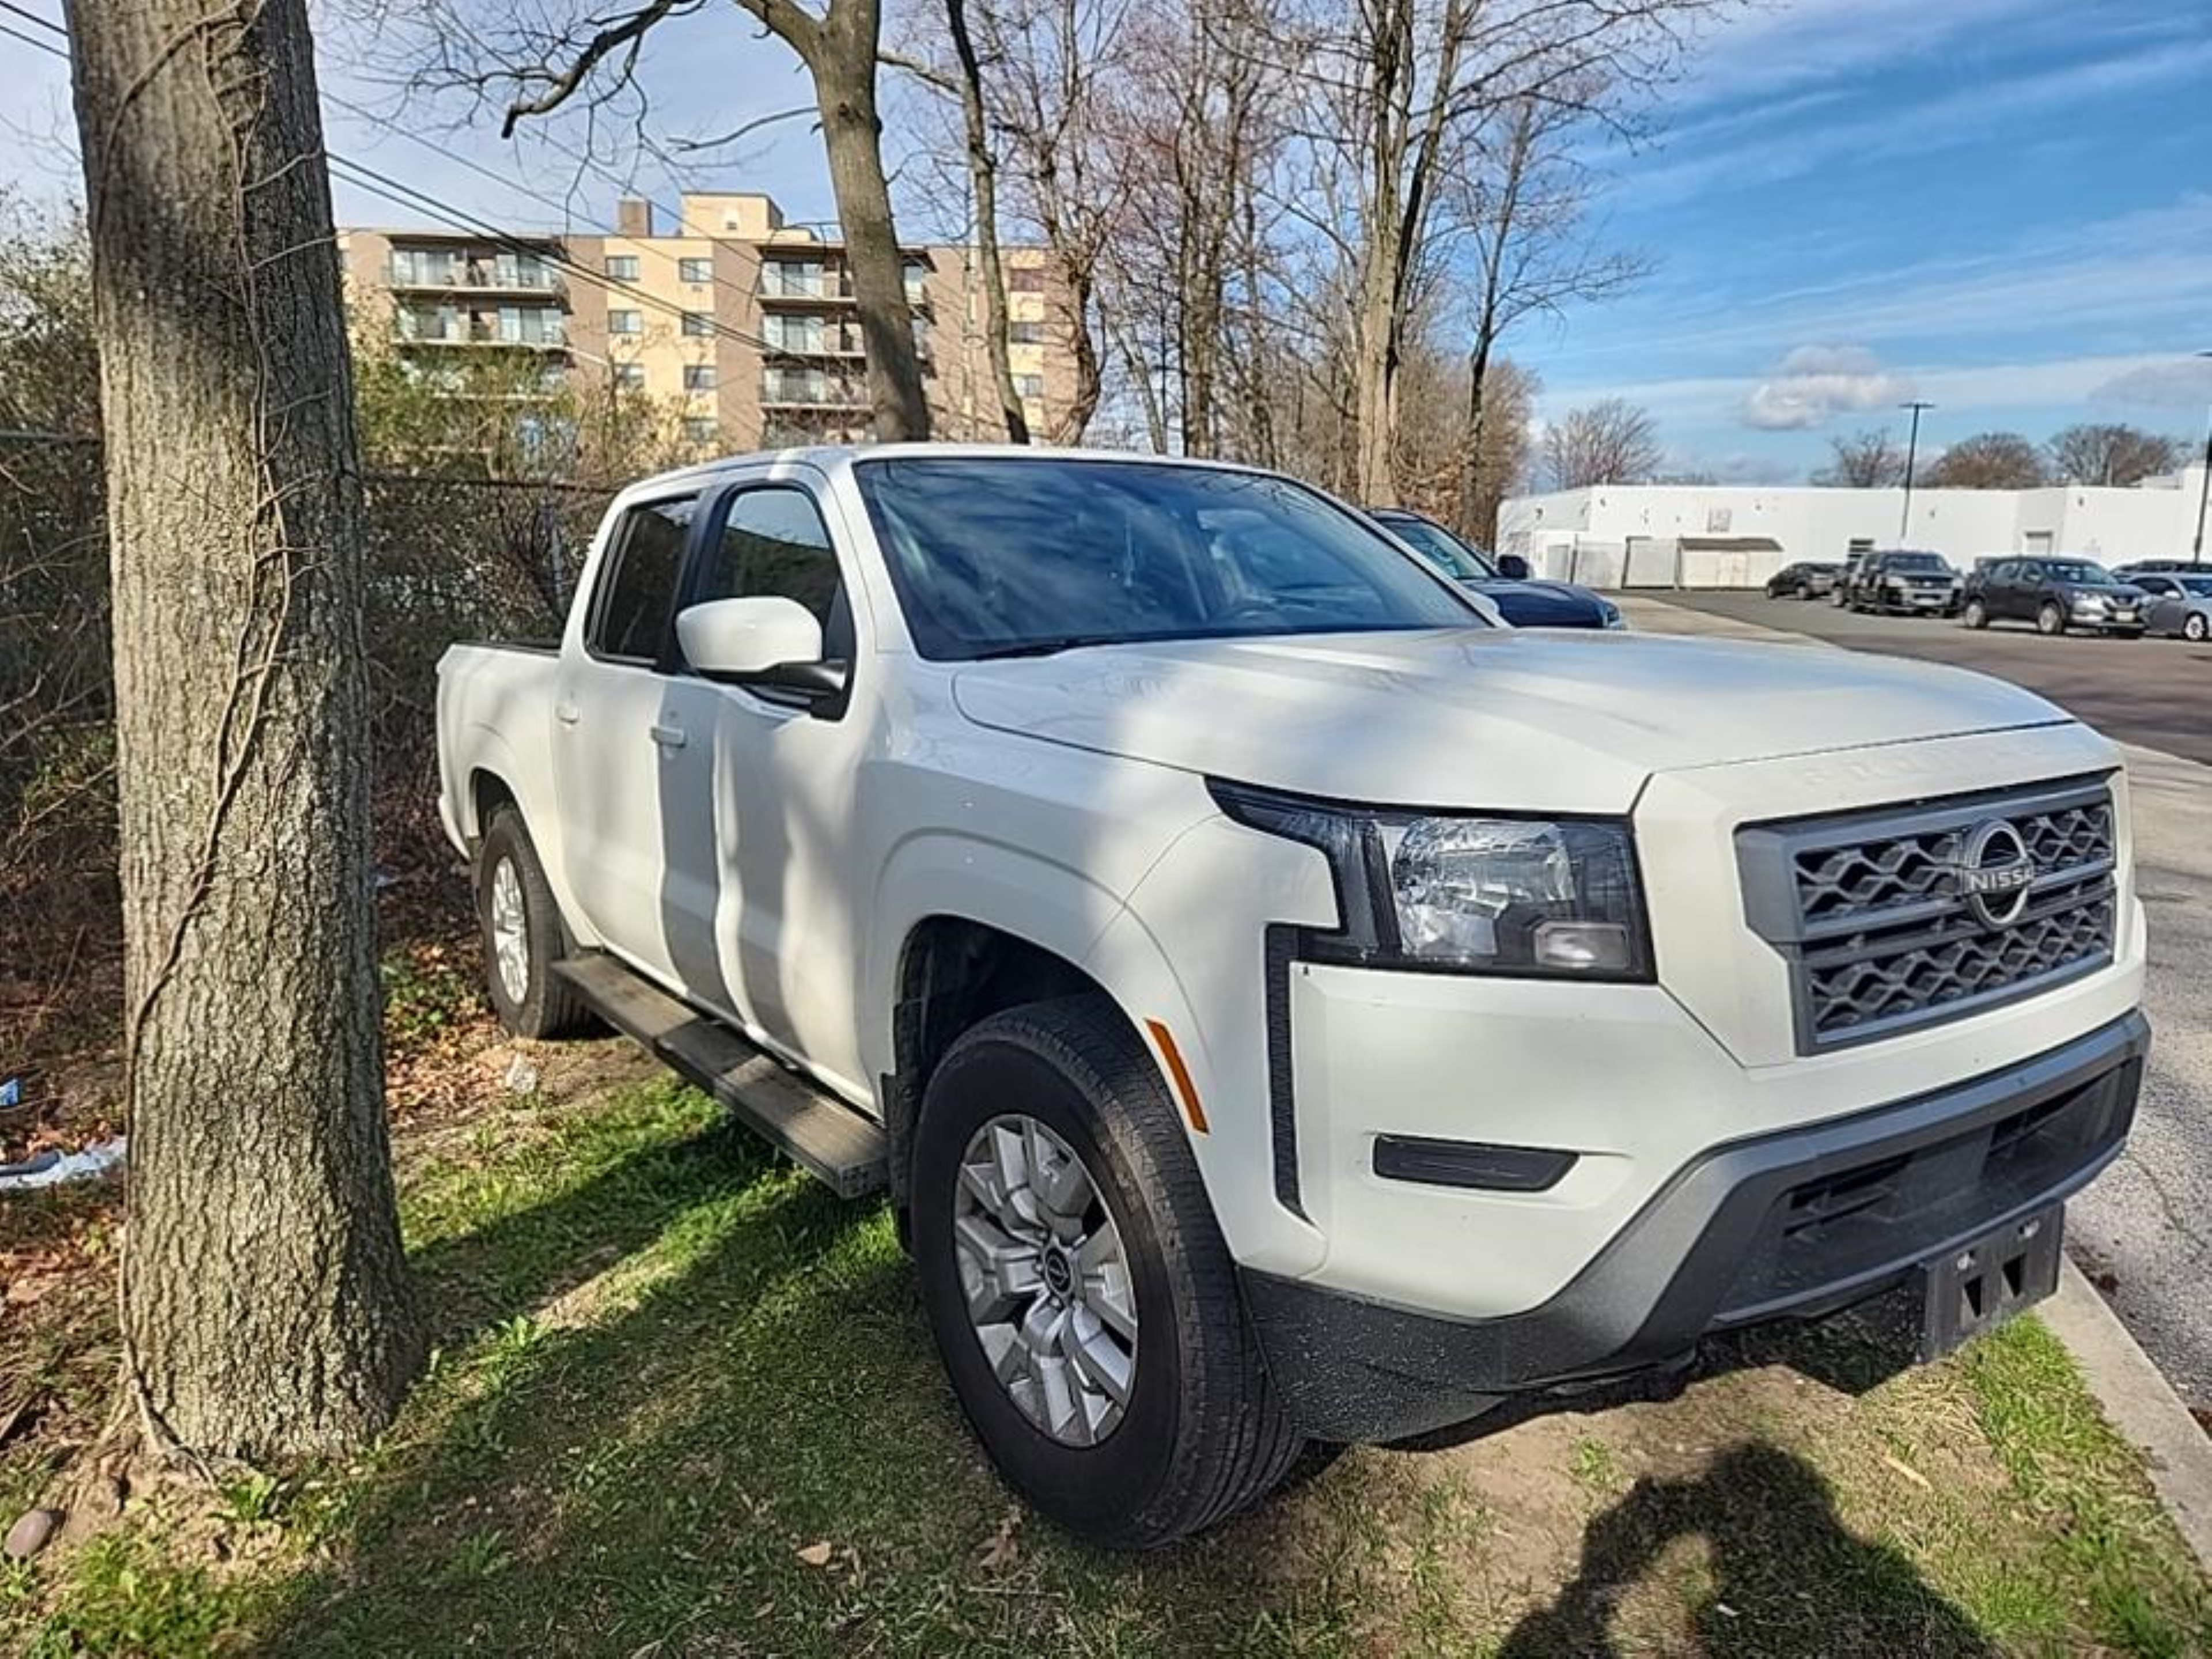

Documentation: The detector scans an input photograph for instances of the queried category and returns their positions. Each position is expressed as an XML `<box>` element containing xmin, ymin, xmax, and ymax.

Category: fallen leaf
<box><xmin>795</xmin><ymin>1539</ymin><xmax>834</xmax><ymax>1568</ymax></box>
<box><xmin>977</xmin><ymin>1506</ymin><xmax>1022</xmax><ymax>1571</ymax></box>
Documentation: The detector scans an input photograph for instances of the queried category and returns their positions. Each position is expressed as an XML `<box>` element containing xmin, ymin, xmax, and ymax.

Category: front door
<box><xmin>657</xmin><ymin>479</ymin><xmax>876</xmax><ymax>1100</ymax></box>
<box><xmin>550</xmin><ymin>492</ymin><xmax>700</xmax><ymax>982</ymax></box>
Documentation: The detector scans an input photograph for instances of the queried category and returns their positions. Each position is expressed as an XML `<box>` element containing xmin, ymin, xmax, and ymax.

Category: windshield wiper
<box><xmin>967</xmin><ymin>635</ymin><xmax>1108</xmax><ymax>661</ymax></box>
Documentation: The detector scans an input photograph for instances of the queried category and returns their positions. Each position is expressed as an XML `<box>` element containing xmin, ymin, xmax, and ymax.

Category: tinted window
<box><xmin>592</xmin><ymin>497</ymin><xmax>696</xmax><ymax>662</ymax></box>
<box><xmin>1380</xmin><ymin>515</ymin><xmax>1495</xmax><ymax>581</ymax></box>
<box><xmin>695</xmin><ymin>487</ymin><xmax>843</xmax><ymax>633</ymax></box>
<box><xmin>854</xmin><ymin>458</ymin><xmax>1476</xmax><ymax>660</ymax></box>
<box><xmin>1884</xmin><ymin>552</ymin><xmax>1949</xmax><ymax>572</ymax></box>
<box><xmin>2180</xmin><ymin>577</ymin><xmax>2212</xmax><ymax>597</ymax></box>
<box><xmin>2045</xmin><ymin>560</ymin><xmax>2111</xmax><ymax>584</ymax></box>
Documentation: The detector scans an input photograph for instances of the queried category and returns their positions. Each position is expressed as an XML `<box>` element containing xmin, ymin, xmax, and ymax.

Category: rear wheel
<box><xmin>475</xmin><ymin>806</ymin><xmax>592</xmax><ymax>1039</ymax></box>
<box><xmin>910</xmin><ymin>995</ymin><xmax>1302</xmax><ymax>1548</ymax></box>
<box><xmin>1963</xmin><ymin>597</ymin><xmax>1988</xmax><ymax>630</ymax></box>
<box><xmin>2037</xmin><ymin>601</ymin><xmax>2067</xmax><ymax>637</ymax></box>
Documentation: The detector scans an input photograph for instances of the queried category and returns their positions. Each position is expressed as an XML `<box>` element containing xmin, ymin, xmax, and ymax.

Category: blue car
<box><xmin>1368</xmin><ymin>507</ymin><xmax>1625</xmax><ymax>630</ymax></box>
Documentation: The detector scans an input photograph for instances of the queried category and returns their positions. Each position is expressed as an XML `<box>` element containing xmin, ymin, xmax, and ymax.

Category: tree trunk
<box><xmin>66</xmin><ymin>0</ymin><xmax>423</xmax><ymax>1460</ymax></box>
<box><xmin>811</xmin><ymin>2</ymin><xmax>931</xmax><ymax>442</ymax></box>
<box><xmin>1459</xmin><ymin>327</ymin><xmax>1496</xmax><ymax>539</ymax></box>
<box><xmin>945</xmin><ymin>0</ymin><xmax>1028</xmax><ymax>443</ymax></box>
<box><xmin>1351</xmin><ymin>253</ymin><xmax>1400</xmax><ymax>503</ymax></box>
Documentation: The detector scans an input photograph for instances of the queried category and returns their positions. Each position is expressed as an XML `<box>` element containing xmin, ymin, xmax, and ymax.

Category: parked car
<box><xmin>1765</xmin><ymin>560</ymin><xmax>1842</xmax><ymax>600</ymax></box>
<box><xmin>1843</xmin><ymin>549</ymin><xmax>1962</xmax><ymax>616</ymax></box>
<box><xmin>2130</xmin><ymin>571</ymin><xmax>2212</xmax><ymax>641</ymax></box>
<box><xmin>2111</xmin><ymin>559</ymin><xmax>2201</xmax><ymax>579</ymax></box>
<box><xmin>1831</xmin><ymin>550</ymin><xmax>1870</xmax><ymax>605</ymax></box>
<box><xmin>1367</xmin><ymin>506</ymin><xmax>1625</xmax><ymax>628</ymax></box>
<box><xmin>440</xmin><ymin>446</ymin><xmax>2146</xmax><ymax>1547</ymax></box>
<box><xmin>1960</xmin><ymin>556</ymin><xmax>2149</xmax><ymax>637</ymax></box>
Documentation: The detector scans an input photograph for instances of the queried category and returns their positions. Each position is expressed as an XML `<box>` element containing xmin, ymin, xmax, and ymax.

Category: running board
<box><xmin>552</xmin><ymin>953</ymin><xmax>888</xmax><ymax>1199</ymax></box>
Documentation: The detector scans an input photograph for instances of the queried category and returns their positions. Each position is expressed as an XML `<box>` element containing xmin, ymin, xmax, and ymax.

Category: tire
<box><xmin>1963</xmin><ymin>597</ymin><xmax>1988</xmax><ymax>630</ymax></box>
<box><xmin>910</xmin><ymin>994</ymin><xmax>1302</xmax><ymax>1548</ymax></box>
<box><xmin>2186</xmin><ymin>613</ymin><xmax>2209</xmax><ymax>643</ymax></box>
<box><xmin>2037</xmin><ymin>601</ymin><xmax>2067</xmax><ymax>637</ymax></box>
<box><xmin>475</xmin><ymin>806</ymin><xmax>592</xmax><ymax>1039</ymax></box>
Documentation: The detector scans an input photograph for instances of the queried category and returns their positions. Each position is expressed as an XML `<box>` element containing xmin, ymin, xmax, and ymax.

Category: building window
<box><xmin>1008</xmin><ymin>320</ymin><xmax>1048</xmax><ymax>345</ymax></box>
<box><xmin>389</xmin><ymin>247</ymin><xmax>456</xmax><ymax>286</ymax></box>
<box><xmin>494</xmin><ymin>252</ymin><xmax>552</xmax><ymax>290</ymax></box>
<box><xmin>683</xmin><ymin>416</ymin><xmax>718</xmax><ymax>444</ymax></box>
<box><xmin>764</xmin><ymin>313</ymin><xmax>826</xmax><ymax>353</ymax></box>
<box><xmin>605</xmin><ymin>254</ymin><xmax>640</xmax><ymax>281</ymax></box>
<box><xmin>679</xmin><ymin>256</ymin><xmax>714</xmax><ymax>284</ymax></box>
<box><xmin>681</xmin><ymin>310</ymin><xmax>714</xmax><ymax>337</ymax></box>
<box><xmin>608</xmin><ymin>309</ymin><xmax>642</xmax><ymax>335</ymax></box>
<box><xmin>683</xmin><ymin>364</ymin><xmax>718</xmax><ymax>392</ymax></box>
<box><xmin>761</xmin><ymin>260</ymin><xmax>827</xmax><ymax>299</ymax></box>
<box><xmin>613</xmin><ymin>363</ymin><xmax>646</xmax><ymax>391</ymax></box>
<box><xmin>498</xmin><ymin>306</ymin><xmax>563</xmax><ymax>346</ymax></box>
<box><xmin>1008</xmin><ymin>267</ymin><xmax>1047</xmax><ymax>293</ymax></box>
<box><xmin>1014</xmin><ymin>373</ymin><xmax>1046</xmax><ymax>400</ymax></box>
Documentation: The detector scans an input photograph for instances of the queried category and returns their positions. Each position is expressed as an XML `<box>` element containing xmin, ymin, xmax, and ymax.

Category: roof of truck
<box><xmin>615</xmin><ymin>442</ymin><xmax>1283</xmax><ymax>500</ymax></box>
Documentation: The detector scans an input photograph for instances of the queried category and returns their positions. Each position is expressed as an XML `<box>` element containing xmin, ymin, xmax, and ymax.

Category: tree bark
<box><xmin>945</xmin><ymin>0</ymin><xmax>1029</xmax><ymax>443</ymax></box>
<box><xmin>66</xmin><ymin>0</ymin><xmax>423</xmax><ymax>1460</ymax></box>
<box><xmin>806</xmin><ymin>0</ymin><xmax>932</xmax><ymax>442</ymax></box>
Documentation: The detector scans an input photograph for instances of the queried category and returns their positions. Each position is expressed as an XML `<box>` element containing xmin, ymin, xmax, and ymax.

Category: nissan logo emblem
<box><xmin>1955</xmin><ymin>819</ymin><xmax>2037</xmax><ymax>928</ymax></box>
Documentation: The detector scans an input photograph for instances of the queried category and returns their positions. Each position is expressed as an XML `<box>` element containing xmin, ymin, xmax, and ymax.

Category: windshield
<box><xmin>1886</xmin><ymin>552</ymin><xmax>1950</xmax><ymax>572</ymax></box>
<box><xmin>2046</xmin><ymin>560</ymin><xmax>2115</xmax><ymax>584</ymax></box>
<box><xmin>854</xmin><ymin>457</ymin><xmax>1481</xmax><ymax>660</ymax></box>
<box><xmin>1377</xmin><ymin>514</ymin><xmax>1497</xmax><ymax>581</ymax></box>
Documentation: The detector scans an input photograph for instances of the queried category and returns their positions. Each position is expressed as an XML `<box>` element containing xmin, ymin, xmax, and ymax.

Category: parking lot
<box><xmin>1662</xmin><ymin>590</ymin><xmax>2212</xmax><ymax>766</ymax></box>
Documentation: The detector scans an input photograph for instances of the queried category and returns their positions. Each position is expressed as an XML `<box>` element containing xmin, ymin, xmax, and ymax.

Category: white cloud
<box><xmin>1742</xmin><ymin>346</ymin><xmax>1912</xmax><ymax>431</ymax></box>
<box><xmin>2087</xmin><ymin>359</ymin><xmax>2212</xmax><ymax>411</ymax></box>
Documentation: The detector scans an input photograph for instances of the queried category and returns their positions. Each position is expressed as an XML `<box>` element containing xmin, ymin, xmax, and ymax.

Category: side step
<box><xmin>552</xmin><ymin>953</ymin><xmax>888</xmax><ymax>1199</ymax></box>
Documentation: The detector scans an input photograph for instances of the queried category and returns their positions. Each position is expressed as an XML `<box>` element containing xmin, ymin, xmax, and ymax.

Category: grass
<box><xmin>3</xmin><ymin>1032</ymin><xmax>2210</xmax><ymax>1656</ymax></box>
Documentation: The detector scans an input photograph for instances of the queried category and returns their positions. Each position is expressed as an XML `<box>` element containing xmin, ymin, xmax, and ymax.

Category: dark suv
<box><xmin>1368</xmin><ymin>507</ymin><xmax>1624</xmax><ymax>628</ymax></box>
<box><xmin>1843</xmin><ymin>549</ymin><xmax>1961</xmax><ymax>616</ymax></box>
<box><xmin>1960</xmin><ymin>556</ymin><xmax>2147</xmax><ymax>637</ymax></box>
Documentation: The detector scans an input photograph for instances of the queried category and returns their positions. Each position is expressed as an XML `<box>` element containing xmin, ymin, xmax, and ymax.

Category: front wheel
<box><xmin>2187</xmin><ymin>613</ymin><xmax>2210</xmax><ymax>643</ymax></box>
<box><xmin>2037</xmin><ymin>601</ymin><xmax>2067</xmax><ymax>637</ymax></box>
<box><xmin>910</xmin><ymin>996</ymin><xmax>1302</xmax><ymax>1548</ymax></box>
<box><xmin>1963</xmin><ymin>597</ymin><xmax>1988</xmax><ymax>629</ymax></box>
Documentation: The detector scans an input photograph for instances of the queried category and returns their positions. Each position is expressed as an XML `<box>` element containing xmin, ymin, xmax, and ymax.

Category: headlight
<box><xmin>1599</xmin><ymin>601</ymin><xmax>1628</xmax><ymax>630</ymax></box>
<box><xmin>1208</xmin><ymin>781</ymin><xmax>1652</xmax><ymax>980</ymax></box>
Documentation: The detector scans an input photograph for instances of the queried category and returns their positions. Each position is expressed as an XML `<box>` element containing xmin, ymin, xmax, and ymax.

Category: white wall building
<box><xmin>1495</xmin><ymin>465</ymin><xmax>2210</xmax><ymax>590</ymax></box>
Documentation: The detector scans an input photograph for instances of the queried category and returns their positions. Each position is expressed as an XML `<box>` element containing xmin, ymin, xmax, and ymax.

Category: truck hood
<box><xmin>949</xmin><ymin>628</ymin><xmax>2073</xmax><ymax>813</ymax></box>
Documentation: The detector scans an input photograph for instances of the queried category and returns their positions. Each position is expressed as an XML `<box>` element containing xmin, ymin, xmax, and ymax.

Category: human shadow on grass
<box><xmin>1498</xmin><ymin>1441</ymin><xmax>1998</xmax><ymax>1659</ymax></box>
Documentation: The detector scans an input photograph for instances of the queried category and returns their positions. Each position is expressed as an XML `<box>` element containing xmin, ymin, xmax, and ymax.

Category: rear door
<box><xmin>551</xmin><ymin>493</ymin><xmax>701</xmax><ymax>981</ymax></box>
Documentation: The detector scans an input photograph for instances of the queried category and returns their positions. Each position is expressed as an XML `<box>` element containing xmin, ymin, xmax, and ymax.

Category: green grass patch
<box><xmin>3</xmin><ymin>1061</ymin><xmax>2208</xmax><ymax>1656</ymax></box>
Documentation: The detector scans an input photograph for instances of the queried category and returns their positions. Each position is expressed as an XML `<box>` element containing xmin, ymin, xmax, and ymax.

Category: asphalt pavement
<box><xmin>1628</xmin><ymin>592</ymin><xmax>2212</xmax><ymax>1410</ymax></box>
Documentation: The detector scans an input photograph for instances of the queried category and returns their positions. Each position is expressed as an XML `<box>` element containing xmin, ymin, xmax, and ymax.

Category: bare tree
<box><xmin>1921</xmin><ymin>430</ymin><xmax>2048</xmax><ymax>490</ymax></box>
<box><xmin>388</xmin><ymin>0</ymin><xmax>929</xmax><ymax>440</ymax></box>
<box><xmin>1812</xmin><ymin>427</ymin><xmax>1907</xmax><ymax>487</ymax></box>
<box><xmin>1542</xmin><ymin>397</ymin><xmax>1660</xmax><ymax>490</ymax></box>
<box><xmin>66</xmin><ymin>0</ymin><xmax>422</xmax><ymax>1464</ymax></box>
<box><xmin>1455</xmin><ymin>96</ymin><xmax>1645</xmax><ymax>536</ymax></box>
<box><xmin>2047</xmin><ymin>423</ymin><xmax>2183</xmax><ymax>487</ymax></box>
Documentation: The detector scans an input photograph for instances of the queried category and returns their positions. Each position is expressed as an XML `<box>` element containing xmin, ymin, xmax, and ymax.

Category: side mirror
<box><xmin>676</xmin><ymin>597</ymin><xmax>845</xmax><ymax>703</ymax></box>
<box><xmin>1495</xmin><ymin>553</ymin><xmax>1532</xmax><ymax>581</ymax></box>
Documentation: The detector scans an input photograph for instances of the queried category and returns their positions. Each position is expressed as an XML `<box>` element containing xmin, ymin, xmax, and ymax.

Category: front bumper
<box><xmin>1243</xmin><ymin>1011</ymin><xmax>2145</xmax><ymax>1442</ymax></box>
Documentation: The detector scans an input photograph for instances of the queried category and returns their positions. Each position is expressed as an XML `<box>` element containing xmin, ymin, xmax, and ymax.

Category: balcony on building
<box><xmin>395</xmin><ymin>302</ymin><xmax>567</xmax><ymax>350</ymax></box>
<box><xmin>386</xmin><ymin>241</ymin><xmax>566</xmax><ymax>299</ymax></box>
<box><xmin>760</xmin><ymin>367</ymin><xmax>869</xmax><ymax>411</ymax></box>
<box><xmin>757</xmin><ymin>253</ymin><xmax>934</xmax><ymax>311</ymax></box>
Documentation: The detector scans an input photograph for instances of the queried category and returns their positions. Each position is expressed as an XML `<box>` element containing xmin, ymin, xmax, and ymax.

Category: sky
<box><xmin>3</xmin><ymin>0</ymin><xmax>2210</xmax><ymax>480</ymax></box>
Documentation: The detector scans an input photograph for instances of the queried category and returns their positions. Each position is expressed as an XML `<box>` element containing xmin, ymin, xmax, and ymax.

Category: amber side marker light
<box><xmin>1146</xmin><ymin>1019</ymin><xmax>1209</xmax><ymax>1134</ymax></box>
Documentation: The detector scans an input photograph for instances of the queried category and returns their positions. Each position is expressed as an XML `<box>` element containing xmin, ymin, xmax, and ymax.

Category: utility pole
<box><xmin>1899</xmin><ymin>400</ymin><xmax>1934</xmax><ymax>543</ymax></box>
<box><xmin>2192</xmin><ymin>353</ymin><xmax>2211</xmax><ymax>568</ymax></box>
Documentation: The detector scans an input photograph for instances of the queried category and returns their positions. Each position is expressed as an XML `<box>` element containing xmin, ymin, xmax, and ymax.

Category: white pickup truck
<box><xmin>438</xmin><ymin>445</ymin><xmax>2147</xmax><ymax>1547</ymax></box>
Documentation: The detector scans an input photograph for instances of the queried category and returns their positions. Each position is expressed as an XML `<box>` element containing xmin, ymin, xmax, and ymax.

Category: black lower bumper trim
<box><xmin>1243</xmin><ymin>1011</ymin><xmax>2147</xmax><ymax>1444</ymax></box>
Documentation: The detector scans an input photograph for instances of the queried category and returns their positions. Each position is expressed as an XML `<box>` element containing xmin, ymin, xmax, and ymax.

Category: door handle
<box><xmin>649</xmin><ymin>722</ymin><xmax>687</xmax><ymax>750</ymax></box>
<box><xmin>554</xmin><ymin>702</ymin><xmax>581</xmax><ymax>726</ymax></box>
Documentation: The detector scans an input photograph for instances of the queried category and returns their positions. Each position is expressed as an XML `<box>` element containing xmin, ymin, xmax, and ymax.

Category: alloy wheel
<box><xmin>952</xmin><ymin>1113</ymin><xmax>1139</xmax><ymax>1447</ymax></box>
<box><xmin>488</xmin><ymin>855</ymin><xmax>529</xmax><ymax>1005</ymax></box>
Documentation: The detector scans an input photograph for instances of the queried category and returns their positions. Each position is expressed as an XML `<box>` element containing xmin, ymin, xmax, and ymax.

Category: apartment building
<box><xmin>339</xmin><ymin>191</ymin><xmax>1080</xmax><ymax>449</ymax></box>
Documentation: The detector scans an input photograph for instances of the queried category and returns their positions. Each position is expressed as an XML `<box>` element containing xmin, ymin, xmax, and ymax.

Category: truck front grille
<box><xmin>1737</xmin><ymin>776</ymin><xmax>2118</xmax><ymax>1051</ymax></box>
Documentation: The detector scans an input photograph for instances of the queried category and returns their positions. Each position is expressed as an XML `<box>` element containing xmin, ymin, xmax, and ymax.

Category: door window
<box><xmin>589</xmin><ymin>497</ymin><xmax>697</xmax><ymax>663</ymax></box>
<box><xmin>693</xmin><ymin>487</ymin><xmax>849</xmax><ymax>654</ymax></box>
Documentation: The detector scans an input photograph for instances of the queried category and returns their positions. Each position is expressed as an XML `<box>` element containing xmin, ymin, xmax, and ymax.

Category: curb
<box><xmin>2040</xmin><ymin>1260</ymin><xmax>2212</xmax><ymax>1569</ymax></box>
